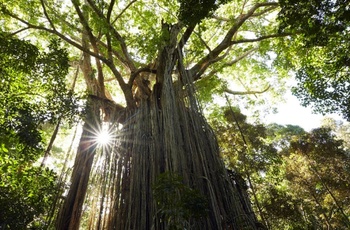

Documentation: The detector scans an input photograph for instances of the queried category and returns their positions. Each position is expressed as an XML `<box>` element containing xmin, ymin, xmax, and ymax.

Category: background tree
<box><xmin>321</xmin><ymin>117</ymin><xmax>350</xmax><ymax>151</ymax></box>
<box><xmin>277</xmin><ymin>0</ymin><xmax>350</xmax><ymax>120</ymax></box>
<box><xmin>208</xmin><ymin>105</ymin><xmax>280</xmax><ymax>228</ymax></box>
<box><xmin>263</xmin><ymin>125</ymin><xmax>350</xmax><ymax>229</ymax></box>
<box><xmin>0</xmin><ymin>33</ymin><xmax>76</xmax><ymax>229</ymax></box>
<box><xmin>209</xmin><ymin>107</ymin><xmax>304</xmax><ymax>229</ymax></box>
<box><xmin>209</xmin><ymin>103</ymin><xmax>350</xmax><ymax>229</ymax></box>
<box><xmin>266</xmin><ymin>127</ymin><xmax>350</xmax><ymax>229</ymax></box>
<box><xmin>285</xmin><ymin>128</ymin><xmax>350</xmax><ymax>228</ymax></box>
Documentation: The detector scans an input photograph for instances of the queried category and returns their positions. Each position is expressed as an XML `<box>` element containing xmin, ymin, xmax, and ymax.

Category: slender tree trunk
<box><xmin>246</xmin><ymin>173</ymin><xmax>269</xmax><ymax>229</ymax></box>
<box><xmin>56</xmin><ymin>24</ymin><xmax>103</xmax><ymax>228</ymax></box>
<box><xmin>311</xmin><ymin>166</ymin><xmax>350</xmax><ymax>226</ymax></box>
<box><xmin>310</xmin><ymin>192</ymin><xmax>333</xmax><ymax>230</ymax></box>
<box><xmin>41</xmin><ymin>119</ymin><xmax>61</xmax><ymax>167</ymax></box>
<box><xmin>226</xmin><ymin>97</ymin><xmax>267</xmax><ymax>228</ymax></box>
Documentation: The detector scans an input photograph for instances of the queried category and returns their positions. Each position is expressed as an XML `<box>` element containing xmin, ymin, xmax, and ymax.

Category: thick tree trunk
<box><xmin>57</xmin><ymin>83</ymin><xmax>259</xmax><ymax>230</ymax></box>
<box><xmin>102</xmin><ymin>50</ymin><xmax>259</xmax><ymax>229</ymax></box>
<box><xmin>56</xmin><ymin>26</ymin><xmax>260</xmax><ymax>229</ymax></box>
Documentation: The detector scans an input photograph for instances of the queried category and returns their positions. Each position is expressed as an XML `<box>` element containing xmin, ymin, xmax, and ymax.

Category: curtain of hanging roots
<box><xmin>77</xmin><ymin>52</ymin><xmax>259</xmax><ymax>230</ymax></box>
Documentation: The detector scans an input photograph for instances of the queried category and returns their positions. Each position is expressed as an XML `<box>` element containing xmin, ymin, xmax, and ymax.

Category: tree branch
<box><xmin>8</xmin><ymin>27</ymin><xmax>31</xmax><ymax>36</ymax></box>
<box><xmin>212</xmin><ymin>15</ymin><xmax>231</xmax><ymax>22</ymax></box>
<box><xmin>189</xmin><ymin>2</ymin><xmax>279</xmax><ymax>80</ymax></box>
<box><xmin>203</xmin><ymin>47</ymin><xmax>258</xmax><ymax>79</ymax></box>
<box><xmin>251</xmin><ymin>6</ymin><xmax>278</xmax><ymax>17</ymax></box>
<box><xmin>224</xmin><ymin>84</ymin><xmax>271</xmax><ymax>95</ymax></box>
<box><xmin>71</xmin><ymin>0</ymin><xmax>134</xmax><ymax>107</ymax></box>
<box><xmin>88</xmin><ymin>94</ymin><xmax>127</xmax><ymax>123</ymax></box>
<box><xmin>103</xmin><ymin>16</ymin><xmax>134</xmax><ymax>108</ymax></box>
<box><xmin>2</xmin><ymin>9</ymin><xmax>109</xmax><ymax>62</ymax></box>
<box><xmin>178</xmin><ymin>25</ymin><xmax>195</xmax><ymax>50</ymax></box>
<box><xmin>46</xmin><ymin>4</ymin><xmax>83</xmax><ymax>34</ymax></box>
<box><xmin>111</xmin><ymin>0</ymin><xmax>137</xmax><ymax>25</ymax></box>
<box><xmin>72</xmin><ymin>0</ymin><xmax>109</xmax><ymax>97</ymax></box>
<box><xmin>98</xmin><ymin>39</ymin><xmax>129</xmax><ymax>68</ymax></box>
<box><xmin>86</xmin><ymin>0</ymin><xmax>136</xmax><ymax>71</ymax></box>
<box><xmin>128</xmin><ymin>67</ymin><xmax>157</xmax><ymax>85</ymax></box>
<box><xmin>107</xmin><ymin>0</ymin><xmax>116</xmax><ymax>22</ymax></box>
<box><xmin>195</xmin><ymin>30</ymin><xmax>212</xmax><ymax>53</ymax></box>
<box><xmin>230</xmin><ymin>33</ymin><xmax>293</xmax><ymax>46</ymax></box>
<box><xmin>40</xmin><ymin>0</ymin><xmax>56</xmax><ymax>30</ymax></box>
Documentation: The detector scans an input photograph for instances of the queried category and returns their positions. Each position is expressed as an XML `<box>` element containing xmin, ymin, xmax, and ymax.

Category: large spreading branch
<box><xmin>229</xmin><ymin>33</ymin><xmax>293</xmax><ymax>45</ymax></box>
<box><xmin>3</xmin><ymin>1</ymin><xmax>135</xmax><ymax>107</ymax></box>
<box><xmin>203</xmin><ymin>47</ymin><xmax>258</xmax><ymax>79</ymax></box>
<box><xmin>72</xmin><ymin>1</ymin><xmax>109</xmax><ymax>97</ymax></box>
<box><xmin>2</xmin><ymin>8</ymin><xmax>107</xmax><ymax>62</ymax></box>
<box><xmin>71</xmin><ymin>1</ymin><xmax>136</xmax><ymax>107</ymax></box>
<box><xmin>188</xmin><ymin>2</ymin><xmax>280</xmax><ymax>80</ymax></box>
<box><xmin>86</xmin><ymin>0</ymin><xmax>145</xmax><ymax>108</ymax></box>
<box><xmin>86</xmin><ymin>0</ymin><xmax>136</xmax><ymax>72</ymax></box>
<box><xmin>2</xmin><ymin>1</ymin><xmax>288</xmax><ymax>109</ymax></box>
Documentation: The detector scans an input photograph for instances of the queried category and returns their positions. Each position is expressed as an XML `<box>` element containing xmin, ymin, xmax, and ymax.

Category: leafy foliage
<box><xmin>284</xmin><ymin>128</ymin><xmax>350</xmax><ymax>228</ymax></box>
<box><xmin>0</xmin><ymin>34</ymin><xmax>76</xmax><ymax>229</ymax></box>
<box><xmin>292</xmin><ymin>54</ymin><xmax>350</xmax><ymax>120</ymax></box>
<box><xmin>209</xmin><ymin>104</ymin><xmax>350</xmax><ymax>228</ymax></box>
<box><xmin>0</xmin><ymin>33</ymin><xmax>79</xmax><ymax>126</ymax></box>
<box><xmin>264</xmin><ymin>127</ymin><xmax>350</xmax><ymax>228</ymax></box>
<box><xmin>209</xmin><ymin>106</ymin><xmax>279</xmax><ymax>173</ymax></box>
<box><xmin>0</xmin><ymin>156</ymin><xmax>57</xmax><ymax>229</ymax></box>
<box><xmin>321</xmin><ymin>117</ymin><xmax>350</xmax><ymax>151</ymax></box>
<box><xmin>153</xmin><ymin>172</ymin><xmax>208</xmax><ymax>229</ymax></box>
<box><xmin>278</xmin><ymin>0</ymin><xmax>349</xmax><ymax>46</ymax></box>
<box><xmin>277</xmin><ymin>0</ymin><xmax>350</xmax><ymax>120</ymax></box>
<box><xmin>178</xmin><ymin>0</ymin><xmax>230</xmax><ymax>25</ymax></box>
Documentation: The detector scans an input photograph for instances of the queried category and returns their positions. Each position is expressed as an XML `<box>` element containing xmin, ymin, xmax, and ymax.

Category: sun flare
<box><xmin>96</xmin><ymin>130</ymin><xmax>112</xmax><ymax>146</ymax></box>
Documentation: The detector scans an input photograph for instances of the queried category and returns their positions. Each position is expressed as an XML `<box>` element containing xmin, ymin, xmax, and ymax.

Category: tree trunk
<box><xmin>56</xmin><ymin>99</ymin><xmax>100</xmax><ymax>230</ymax></box>
<box><xmin>89</xmin><ymin>50</ymin><xmax>257</xmax><ymax>229</ymax></box>
<box><xmin>311</xmin><ymin>166</ymin><xmax>350</xmax><ymax>226</ymax></box>
<box><xmin>56</xmin><ymin>22</ymin><xmax>104</xmax><ymax>228</ymax></box>
<box><xmin>310</xmin><ymin>192</ymin><xmax>333</xmax><ymax>229</ymax></box>
<box><xmin>104</xmin><ymin>90</ymin><xmax>257</xmax><ymax>229</ymax></box>
<box><xmin>56</xmin><ymin>28</ymin><xmax>260</xmax><ymax>229</ymax></box>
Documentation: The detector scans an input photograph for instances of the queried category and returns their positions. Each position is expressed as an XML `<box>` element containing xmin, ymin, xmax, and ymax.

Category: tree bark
<box><xmin>93</xmin><ymin>40</ymin><xmax>260</xmax><ymax>229</ymax></box>
<box><xmin>56</xmin><ymin>21</ymin><xmax>260</xmax><ymax>230</ymax></box>
<box><xmin>56</xmin><ymin>11</ymin><xmax>103</xmax><ymax>228</ymax></box>
<box><xmin>56</xmin><ymin>99</ymin><xmax>100</xmax><ymax>230</ymax></box>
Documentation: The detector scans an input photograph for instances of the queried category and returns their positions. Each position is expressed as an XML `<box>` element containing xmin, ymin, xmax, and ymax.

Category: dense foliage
<box><xmin>210</xmin><ymin>107</ymin><xmax>350</xmax><ymax>229</ymax></box>
<box><xmin>178</xmin><ymin>0</ymin><xmax>230</xmax><ymax>25</ymax></box>
<box><xmin>278</xmin><ymin>0</ymin><xmax>350</xmax><ymax>120</ymax></box>
<box><xmin>0</xmin><ymin>34</ymin><xmax>76</xmax><ymax>229</ymax></box>
<box><xmin>278</xmin><ymin>0</ymin><xmax>349</xmax><ymax>46</ymax></box>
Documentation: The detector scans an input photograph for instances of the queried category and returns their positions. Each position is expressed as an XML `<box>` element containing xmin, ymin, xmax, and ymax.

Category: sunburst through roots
<box><xmin>96</xmin><ymin>129</ymin><xmax>111</xmax><ymax>145</ymax></box>
<box><xmin>93</xmin><ymin>122</ymin><xmax>117</xmax><ymax>148</ymax></box>
<box><xmin>82</xmin><ymin>112</ymin><xmax>136</xmax><ymax>153</ymax></box>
